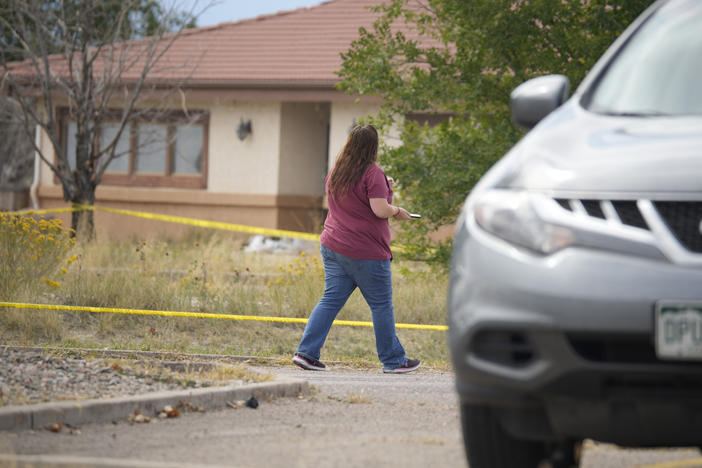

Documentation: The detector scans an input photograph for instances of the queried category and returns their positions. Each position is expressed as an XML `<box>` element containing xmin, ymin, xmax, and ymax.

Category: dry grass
<box><xmin>336</xmin><ymin>392</ymin><xmax>372</xmax><ymax>404</ymax></box>
<box><xmin>102</xmin><ymin>358</ymin><xmax>273</xmax><ymax>386</ymax></box>
<box><xmin>0</xmin><ymin>230</ymin><xmax>449</xmax><ymax>368</ymax></box>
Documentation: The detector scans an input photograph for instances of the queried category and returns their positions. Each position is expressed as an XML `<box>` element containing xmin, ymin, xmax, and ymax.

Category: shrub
<box><xmin>0</xmin><ymin>214</ymin><xmax>74</xmax><ymax>299</ymax></box>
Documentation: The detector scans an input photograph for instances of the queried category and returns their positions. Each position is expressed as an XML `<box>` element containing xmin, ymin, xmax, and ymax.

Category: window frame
<box><xmin>58</xmin><ymin>108</ymin><xmax>209</xmax><ymax>189</ymax></box>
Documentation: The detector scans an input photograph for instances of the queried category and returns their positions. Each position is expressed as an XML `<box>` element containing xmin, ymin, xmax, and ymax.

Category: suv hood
<box><xmin>502</xmin><ymin>101</ymin><xmax>702</xmax><ymax>196</ymax></box>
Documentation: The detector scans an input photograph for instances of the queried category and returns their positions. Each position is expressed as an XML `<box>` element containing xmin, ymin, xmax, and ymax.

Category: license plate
<box><xmin>655</xmin><ymin>301</ymin><xmax>702</xmax><ymax>360</ymax></box>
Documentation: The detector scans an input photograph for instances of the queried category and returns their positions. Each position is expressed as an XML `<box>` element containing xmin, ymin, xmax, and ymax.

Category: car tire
<box><xmin>460</xmin><ymin>403</ymin><xmax>551</xmax><ymax>468</ymax></box>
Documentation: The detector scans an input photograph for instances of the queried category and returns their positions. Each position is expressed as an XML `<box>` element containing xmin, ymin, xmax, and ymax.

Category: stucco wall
<box><xmin>38</xmin><ymin>125</ymin><xmax>54</xmax><ymax>186</ymax></box>
<box><xmin>38</xmin><ymin>99</ymin><xmax>382</xmax><ymax>196</ymax></box>
<box><xmin>208</xmin><ymin>101</ymin><xmax>281</xmax><ymax>195</ymax></box>
<box><xmin>278</xmin><ymin>102</ymin><xmax>330</xmax><ymax>197</ymax></box>
<box><xmin>33</xmin><ymin>96</ymin><xmax>387</xmax><ymax>237</ymax></box>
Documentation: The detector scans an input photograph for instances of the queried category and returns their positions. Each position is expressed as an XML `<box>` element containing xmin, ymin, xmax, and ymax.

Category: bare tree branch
<box><xmin>0</xmin><ymin>0</ymin><xmax>203</xmax><ymax>236</ymax></box>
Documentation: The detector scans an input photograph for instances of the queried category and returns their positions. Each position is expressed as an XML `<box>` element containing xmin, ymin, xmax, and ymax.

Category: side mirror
<box><xmin>510</xmin><ymin>74</ymin><xmax>570</xmax><ymax>130</ymax></box>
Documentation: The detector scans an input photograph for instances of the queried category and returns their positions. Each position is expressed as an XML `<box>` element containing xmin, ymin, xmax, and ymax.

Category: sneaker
<box><xmin>383</xmin><ymin>358</ymin><xmax>420</xmax><ymax>374</ymax></box>
<box><xmin>292</xmin><ymin>354</ymin><xmax>327</xmax><ymax>371</ymax></box>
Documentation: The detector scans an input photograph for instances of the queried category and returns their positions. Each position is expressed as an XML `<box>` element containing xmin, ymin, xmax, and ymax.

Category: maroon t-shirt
<box><xmin>320</xmin><ymin>164</ymin><xmax>393</xmax><ymax>260</ymax></box>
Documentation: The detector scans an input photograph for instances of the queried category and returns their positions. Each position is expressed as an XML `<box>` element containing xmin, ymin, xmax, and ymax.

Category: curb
<box><xmin>0</xmin><ymin>346</ymin><xmax>311</xmax><ymax>433</ymax></box>
<box><xmin>0</xmin><ymin>453</ymin><xmax>233</xmax><ymax>468</ymax></box>
<box><xmin>0</xmin><ymin>377</ymin><xmax>308</xmax><ymax>432</ymax></box>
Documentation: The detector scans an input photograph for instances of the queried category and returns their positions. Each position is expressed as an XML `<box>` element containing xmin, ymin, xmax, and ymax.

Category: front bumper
<box><xmin>448</xmin><ymin>216</ymin><xmax>702</xmax><ymax>445</ymax></box>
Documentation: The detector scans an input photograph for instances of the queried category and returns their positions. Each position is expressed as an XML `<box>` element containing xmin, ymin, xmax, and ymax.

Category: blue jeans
<box><xmin>296</xmin><ymin>245</ymin><xmax>407</xmax><ymax>368</ymax></box>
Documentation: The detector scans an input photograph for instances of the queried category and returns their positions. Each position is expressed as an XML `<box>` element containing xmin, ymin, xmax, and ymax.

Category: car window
<box><xmin>586</xmin><ymin>0</ymin><xmax>702</xmax><ymax>116</ymax></box>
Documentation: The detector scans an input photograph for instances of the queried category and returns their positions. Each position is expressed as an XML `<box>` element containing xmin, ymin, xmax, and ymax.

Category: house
<box><xmin>31</xmin><ymin>0</ymin><xmax>400</xmax><ymax>238</ymax></box>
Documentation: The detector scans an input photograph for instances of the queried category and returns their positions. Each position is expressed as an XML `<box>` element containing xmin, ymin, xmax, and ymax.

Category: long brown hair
<box><xmin>328</xmin><ymin>124</ymin><xmax>379</xmax><ymax>200</ymax></box>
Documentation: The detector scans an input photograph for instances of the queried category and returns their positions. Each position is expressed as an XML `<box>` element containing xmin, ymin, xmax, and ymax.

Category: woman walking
<box><xmin>292</xmin><ymin>124</ymin><xmax>420</xmax><ymax>374</ymax></box>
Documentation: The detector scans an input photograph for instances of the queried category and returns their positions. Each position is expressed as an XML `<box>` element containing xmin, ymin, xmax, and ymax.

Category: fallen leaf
<box><xmin>45</xmin><ymin>422</ymin><xmax>63</xmax><ymax>433</ymax></box>
<box><xmin>176</xmin><ymin>400</ymin><xmax>205</xmax><ymax>413</ymax></box>
<box><xmin>178</xmin><ymin>400</ymin><xmax>195</xmax><ymax>411</ymax></box>
<box><xmin>111</xmin><ymin>363</ymin><xmax>122</xmax><ymax>372</ymax></box>
<box><xmin>163</xmin><ymin>405</ymin><xmax>179</xmax><ymax>418</ymax></box>
<box><xmin>129</xmin><ymin>410</ymin><xmax>150</xmax><ymax>424</ymax></box>
<box><xmin>149</xmin><ymin>327</ymin><xmax>156</xmax><ymax>336</ymax></box>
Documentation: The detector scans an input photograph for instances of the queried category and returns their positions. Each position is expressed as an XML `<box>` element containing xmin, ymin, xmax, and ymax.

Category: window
<box><xmin>585</xmin><ymin>1</ymin><xmax>702</xmax><ymax>116</ymax></box>
<box><xmin>61</xmin><ymin>110</ymin><xmax>208</xmax><ymax>189</ymax></box>
<box><xmin>99</xmin><ymin>123</ymin><xmax>130</xmax><ymax>173</ymax></box>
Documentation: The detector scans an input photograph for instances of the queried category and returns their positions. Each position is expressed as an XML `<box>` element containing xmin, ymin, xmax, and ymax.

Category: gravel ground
<box><xmin>1</xmin><ymin>363</ymin><xmax>467</xmax><ymax>468</ymax></box>
<box><xmin>0</xmin><ymin>347</ymin><xmax>250</xmax><ymax>407</ymax></box>
<box><xmin>2</xmin><ymin>348</ymin><xmax>702</xmax><ymax>468</ymax></box>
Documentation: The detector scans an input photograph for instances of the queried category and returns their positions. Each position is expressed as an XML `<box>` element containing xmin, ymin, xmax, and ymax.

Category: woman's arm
<box><xmin>369</xmin><ymin>198</ymin><xmax>411</xmax><ymax>220</ymax></box>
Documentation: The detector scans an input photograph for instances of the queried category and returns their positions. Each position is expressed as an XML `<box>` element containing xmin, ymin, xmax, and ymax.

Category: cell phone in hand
<box><xmin>410</xmin><ymin>213</ymin><xmax>421</xmax><ymax>219</ymax></box>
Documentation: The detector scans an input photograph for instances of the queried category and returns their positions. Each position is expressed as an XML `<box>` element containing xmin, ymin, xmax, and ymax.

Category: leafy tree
<box><xmin>0</xmin><ymin>1</ymin><xmax>196</xmax><ymax>62</ymax></box>
<box><xmin>338</xmin><ymin>0</ymin><xmax>652</xmax><ymax>264</ymax></box>
<box><xmin>0</xmin><ymin>0</ymin><xmax>198</xmax><ymax>238</ymax></box>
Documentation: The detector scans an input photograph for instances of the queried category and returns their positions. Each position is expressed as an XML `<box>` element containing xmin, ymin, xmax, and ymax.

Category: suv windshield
<box><xmin>586</xmin><ymin>0</ymin><xmax>702</xmax><ymax>116</ymax></box>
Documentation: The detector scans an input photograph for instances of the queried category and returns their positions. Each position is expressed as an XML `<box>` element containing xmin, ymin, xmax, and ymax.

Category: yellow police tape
<box><xmin>5</xmin><ymin>203</ymin><xmax>416</xmax><ymax>252</ymax></box>
<box><xmin>0</xmin><ymin>302</ymin><xmax>449</xmax><ymax>331</ymax></box>
<box><xmin>9</xmin><ymin>204</ymin><xmax>321</xmax><ymax>242</ymax></box>
<box><xmin>634</xmin><ymin>458</ymin><xmax>702</xmax><ymax>468</ymax></box>
<box><xmin>1</xmin><ymin>205</ymin><xmax>431</xmax><ymax>329</ymax></box>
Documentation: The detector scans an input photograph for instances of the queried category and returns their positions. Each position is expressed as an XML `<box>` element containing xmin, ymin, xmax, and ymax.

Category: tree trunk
<box><xmin>70</xmin><ymin>173</ymin><xmax>96</xmax><ymax>240</ymax></box>
<box><xmin>70</xmin><ymin>107</ymin><xmax>96</xmax><ymax>240</ymax></box>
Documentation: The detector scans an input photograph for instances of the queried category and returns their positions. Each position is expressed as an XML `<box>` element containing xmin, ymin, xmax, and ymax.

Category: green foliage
<box><xmin>0</xmin><ymin>0</ymin><xmax>198</xmax><ymax>239</ymax></box>
<box><xmin>338</xmin><ymin>0</ymin><xmax>652</xmax><ymax>265</ymax></box>
<box><xmin>0</xmin><ymin>0</ymin><xmax>196</xmax><ymax>62</ymax></box>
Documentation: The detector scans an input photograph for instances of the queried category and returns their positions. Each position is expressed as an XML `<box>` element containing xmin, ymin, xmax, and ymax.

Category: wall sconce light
<box><xmin>237</xmin><ymin>119</ymin><xmax>252</xmax><ymax>141</ymax></box>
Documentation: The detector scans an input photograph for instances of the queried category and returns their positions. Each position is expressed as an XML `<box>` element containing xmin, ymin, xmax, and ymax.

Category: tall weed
<box><xmin>0</xmin><ymin>214</ymin><xmax>75</xmax><ymax>300</ymax></box>
<box><xmin>1</xmin><ymin>233</ymin><xmax>449</xmax><ymax>365</ymax></box>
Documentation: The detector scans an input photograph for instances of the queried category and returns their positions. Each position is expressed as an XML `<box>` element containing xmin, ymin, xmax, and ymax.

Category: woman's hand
<box><xmin>393</xmin><ymin>207</ymin><xmax>412</xmax><ymax>221</ymax></box>
<box><xmin>369</xmin><ymin>199</ymin><xmax>411</xmax><ymax>220</ymax></box>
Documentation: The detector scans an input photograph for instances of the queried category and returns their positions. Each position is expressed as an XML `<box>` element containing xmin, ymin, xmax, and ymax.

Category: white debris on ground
<box><xmin>243</xmin><ymin>235</ymin><xmax>316</xmax><ymax>254</ymax></box>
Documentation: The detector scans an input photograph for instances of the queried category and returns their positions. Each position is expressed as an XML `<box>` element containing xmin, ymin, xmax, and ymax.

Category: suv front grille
<box><xmin>555</xmin><ymin>198</ymin><xmax>650</xmax><ymax>230</ymax></box>
<box><xmin>611</xmin><ymin>201</ymin><xmax>649</xmax><ymax>230</ymax></box>
<box><xmin>653</xmin><ymin>201</ymin><xmax>702</xmax><ymax>253</ymax></box>
<box><xmin>555</xmin><ymin>198</ymin><xmax>702</xmax><ymax>255</ymax></box>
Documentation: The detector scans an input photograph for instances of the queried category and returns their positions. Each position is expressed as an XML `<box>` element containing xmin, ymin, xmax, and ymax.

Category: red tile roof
<box><xmin>9</xmin><ymin>0</ymin><xmax>432</xmax><ymax>89</ymax></box>
<box><xmin>172</xmin><ymin>0</ymin><xmax>381</xmax><ymax>85</ymax></box>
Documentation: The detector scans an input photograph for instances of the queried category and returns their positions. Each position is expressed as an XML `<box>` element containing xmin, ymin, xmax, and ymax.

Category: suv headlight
<box><xmin>474</xmin><ymin>189</ymin><xmax>575</xmax><ymax>254</ymax></box>
<box><xmin>471</xmin><ymin>189</ymin><xmax>664</xmax><ymax>260</ymax></box>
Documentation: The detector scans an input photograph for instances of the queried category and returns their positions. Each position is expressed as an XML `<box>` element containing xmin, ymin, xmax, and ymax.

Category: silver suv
<box><xmin>448</xmin><ymin>1</ymin><xmax>702</xmax><ymax>467</ymax></box>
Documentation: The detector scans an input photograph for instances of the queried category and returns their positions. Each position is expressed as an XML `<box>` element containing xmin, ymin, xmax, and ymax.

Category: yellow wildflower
<box><xmin>41</xmin><ymin>277</ymin><xmax>61</xmax><ymax>289</ymax></box>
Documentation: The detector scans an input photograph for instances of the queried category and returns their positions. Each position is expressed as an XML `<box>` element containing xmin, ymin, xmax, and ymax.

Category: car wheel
<box><xmin>460</xmin><ymin>403</ymin><xmax>551</xmax><ymax>468</ymax></box>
